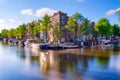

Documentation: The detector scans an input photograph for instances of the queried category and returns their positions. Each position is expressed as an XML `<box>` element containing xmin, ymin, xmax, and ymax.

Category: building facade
<box><xmin>48</xmin><ymin>11</ymin><xmax>74</xmax><ymax>43</ymax></box>
<box><xmin>25</xmin><ymin>11</ymin><xmax>95</xmax><ymax>43</ymax></box>
<box><xmin>50</xmin><ymin>11</ymin><xmax>68</xmax><ymax>29</ymax></box>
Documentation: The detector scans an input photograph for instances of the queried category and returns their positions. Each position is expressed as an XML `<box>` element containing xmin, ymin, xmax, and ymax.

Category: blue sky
<box><xmin>0</xmin><ymin>0</ymin><xmax>120</xmax><ymax>32</ymax></box>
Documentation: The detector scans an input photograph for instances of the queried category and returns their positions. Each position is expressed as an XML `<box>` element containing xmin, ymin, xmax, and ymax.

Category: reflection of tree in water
<box><xmin>29</xmin><ymin>56</ymin><xmax>39</xmax><ymax>65</ymax></box>
<box><xmin>113</xmin><ymin>47</ymin><xmax>120</xmax><ymax>51</ymax></box>
<box><xmin>58</xmin><ymin>53</ymin><xmax>90</xmax><ymax>73</ymax></box>
<box><xmin>19</xmin><ymin>54</ymin><xmax>26</xmax><ymax>60</ymax></box>
<box><xmin>17</xmin><ymin>48</ymin><xmax>111</xmax><ymax>78</ymax></box>
<box><xmin>58</xmin><ymin>54</ymin><xmax>75</xmax><ymax>73</ymax></box>
<box><xmin>56</xmin><ymin>53</ymin><xmax>94</xmax><ymax>80</ymax></box>
<box><xmin>76</xmin><ymin>55</ymin><xmax>89</xmax><ymax>70</ymax></box>
<box><xmin>95</xmin><ymin>57</ymin><xmax>110</xmax><ymax>68</ymax></box>
<box><xmin>17</xmin><ymin>47</ymin><xmax>26</xmax><ymax>60</ymax></box>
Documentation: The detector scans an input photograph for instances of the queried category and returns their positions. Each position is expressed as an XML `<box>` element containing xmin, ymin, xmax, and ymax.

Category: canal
<box><xmin>0</xmin><ymin>42</ymin><xmax>120</xmax><ymax>80</ymax></box>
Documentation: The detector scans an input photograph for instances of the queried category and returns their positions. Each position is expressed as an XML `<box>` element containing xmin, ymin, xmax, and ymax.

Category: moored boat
<box><xmin>31</xmin><ymin>43</ymin><xmax>41</xmax><ymax>49</ymax></box>
<box><xmin>24</xmin><ymin>39</ymin><xmax>32</xmax><ymax>48</ymax></box>
<box><xmin>48</xmin><ymin>45</ymin><xmax>64</xmax><ymax>50</ymax></box>
<box><xmin>40</xmin><ymin>43</ymin><xmax>49</xmax><ymax>49</ymax></box>
<box><xmin>62</xmin><ymin>45</ymin><xmax>79</xmax><ymax>49</ymax></box>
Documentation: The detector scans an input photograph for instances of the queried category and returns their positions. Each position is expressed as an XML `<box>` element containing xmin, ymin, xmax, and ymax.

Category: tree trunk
<box><xmin>46</xmin><ymin>27</ymin><xmax>48</xmax><ymax>43</ymax></box>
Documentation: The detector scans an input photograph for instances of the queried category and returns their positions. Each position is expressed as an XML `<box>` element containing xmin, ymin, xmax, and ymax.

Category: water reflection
<box><xmin>1</xmin><ymin>42</ymin><xmax>120</xmax><ymax>80</ymax></box>
<box><xmin>16</xmin><ymin>47</ymin><xmax>120</xmax><ymax>79</ymax></box>
<box><xmin>95</xmin><ymin>57</ymin><xmax>110</xmax><ymax>68</ymax></box>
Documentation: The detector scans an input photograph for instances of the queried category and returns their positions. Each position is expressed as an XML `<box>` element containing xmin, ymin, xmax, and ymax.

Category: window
<box><xmin>61</xmin><ymin>15</ymin><xmax>65</xmax><ymax>19</ymax></box>
<box><xmin>61</xmin><ymin>20</ymin><xmax>65</xmax><ymax>25</ymax></box>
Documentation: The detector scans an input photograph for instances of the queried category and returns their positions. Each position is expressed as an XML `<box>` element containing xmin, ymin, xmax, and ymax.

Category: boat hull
<box><xmin>40</xmin><ymin>45</ymin><xmax>49</xmax><ymax>49</ymax></box>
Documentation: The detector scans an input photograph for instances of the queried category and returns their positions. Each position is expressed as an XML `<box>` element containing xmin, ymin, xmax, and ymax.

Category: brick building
<box><xmin>50</xmin><ymin>11</ymin><xmax>68</xmax><ymax>29</ymax></box>
<box><xmin>48</xmin><ymin>11</ymin><xmax>74</xmax><ymax>43</ymax></box>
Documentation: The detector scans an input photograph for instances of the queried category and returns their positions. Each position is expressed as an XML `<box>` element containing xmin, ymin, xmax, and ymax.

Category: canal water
<box><xmin>0</xmin><ymin>42</ymin><xmax>120</xmax><ymax>80</ymax></box>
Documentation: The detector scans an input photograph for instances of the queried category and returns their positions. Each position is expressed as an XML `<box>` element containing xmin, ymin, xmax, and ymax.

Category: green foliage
<box><xmin>41</xmin><ymin>15</ymin><xmax>51</xmax><ymax>32</ymax></box>
<box><xmin>17</xmin><ymin>24</ymin><xmax>26</xmax><ymax>39</ymax></box>
<box><xmin>65</xmin><ymin>17</ymin><xmax>75</xmax><ymax>33</ymax></box>
<box><xmin>19</xmin><ymin>24</ymin><xmax>26</xmax><ymax>35</ymax></box>
<box><xmin>53</xmin><ymin>23</ymin><xmax>63</xmax><ymax>43</ymax></box>
<box><xmin>29</xmin><ymin>21</ymin><xmax>35</xmax><ymax>37</ymax></box>
<box><xmin>65</xmin><ymin>13</ymin><xmax>85</xmax><ymax>40</ymax></box>
<box><xmin>0</xmin><ymin>33</ymin><xmax>1</xmax><ymax>38</ymax></box>
<box><xmin>94</xmin><ymin>18</ymin><xmax>111</xmax><ymax>37</ymax></box>
<box><xmin>41</xmin><ymin>15</ymin><xmax>51</xmax><ymax>42</ymax></box>
<box><xmin>8</xmin><ymin>29</ymin><xmax>15</xmax><ymax>38</ymax></box>
<box><xmin>82</xmin><ymin>18</ymin><xmax>90</xmax><ymax>34</ymax></box>
<box><xmin>0</xmin><ymin>23</ymin><xmax>26</xmax><ymax>39</ymax></box>
<box><xmin>37</xmin><ymin>19</ymin><xmax>42</xmax><ymax>33</ymax></box>
<box><xmin>1</xmin><ymin>29</ymin><xmax>9</xmax><ymax>38</ymax></box>
<box><xmin>72</xmin><ymin>12</ymin><xmax>84</xmax><ymax>23</ymax></box>
<box><xmin>1</xmin><ymin>12</ymin><xmax>119</xmax><ymax>41</ymax></box>
<box><xmin>34</xmin><ymin>25</ymin><xmax>40</xmax><ymax>34</ymax></box>
<box><xmin>112</xmin><ymin>24</ymin><xmax>120</xmax><ymax>36</ymax></box>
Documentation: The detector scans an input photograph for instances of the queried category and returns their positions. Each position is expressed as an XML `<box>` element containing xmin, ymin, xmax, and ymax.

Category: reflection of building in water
<box><xmin>39</xmin><ymin>51</ymin><xmax>64</xmax><ymax>80</ymax></box>
<box><xmin>30</xmin><ymin>48</ymin><xmax>40</xmax><ymax>56</ymax></box>
<box><xmin>40</xmin><ymin>51</ymin><xmax>50</xmax><ymax>74</ymax></box>
<box><xmin>19</xmin><ymin>47</ymin><xmax>117</xmax><ymax>80</ymax></box>
<box><xmin>32</xmin><ymin>49</ymin><xmax>108</xmax><ymax>80</ymax></box>
<box><xmin>49</xmin><ymin>51</ymin><xmax>60</xmax><ymax>69</ymax></box>
<box><xmin>39</xmin><ymin>50</ymin><xmax>89</xmax><ymax>74</ymax></box>
<box><xmin>38</xmin><ymin>50</ymin><xmax>112</xmax><ymax>80</ymax></box>
<box><xmin>39</xmin><ymin>51</ymin><xmax>60</xmax><ymax>73</ymax></box>
<box><xmin>23</xmin><ymin>47</ymin><xmax>40</xmax><ymax>69</ymax></box>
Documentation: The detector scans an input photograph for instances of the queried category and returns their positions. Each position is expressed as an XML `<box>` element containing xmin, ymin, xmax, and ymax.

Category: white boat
<box><xmin>24</xmin><ymin>39</ymin><xmax>32</xmax><ymax>48</ymax></box>
<box><xmin>59</xmin><ymin>45</ymin><xmax>79</xmax><ymax>49</ymax></box>
<box><xmin>31</xmin><ymin>43</ymin><xmax>40</xmax><ymax>49</ymax></box>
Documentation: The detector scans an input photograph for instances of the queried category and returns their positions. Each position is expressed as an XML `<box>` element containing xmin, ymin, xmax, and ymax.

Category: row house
<box><xmin>77</xmin><ymin>22</ymin><xmax>95</xmax><ymax>42</ymax></box>
<box><xmin>25</xmin><ymin>11</ymin><xmax>95</xmax><ymax>43</ymax></box>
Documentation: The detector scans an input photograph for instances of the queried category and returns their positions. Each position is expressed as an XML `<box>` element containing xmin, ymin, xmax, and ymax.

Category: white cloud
<box><xmin>20</xmin><ymin>8</ymin><xmax>58</xmax><ymax>18</ymax></box>
<box><xmin>8</xmin><ymin>19</ymin><xmax>15</xmax><ymax>23</ymax></box>
<box><xmin>20</xmin><ymin>9</ymin><xmax>33</xmax><ymax>15</ymax></box>
<box><xmin>0</xmin><ymin>18</ymin><xmax>23</xmax><ymax>32</ymax></box>
<box><xmin>106</xmin><ymin>8</ymin><xmax>120</xmax><ymax>16</ymax></box>
<box><xmin>35</xmin><ymin>8</ymin><xmax>57</xmax><ymax>17</ymax></box>
<box><xmin>0</xmin><ymin>19</ymin><xmax>5</xmax><ymax>23</ymax></box>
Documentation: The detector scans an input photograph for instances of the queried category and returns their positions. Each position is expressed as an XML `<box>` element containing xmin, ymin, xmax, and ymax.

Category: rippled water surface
<box><xmin>0</xmin><ymin>42</ymin><xmax>120</xmax><ymax>80</ymax></box>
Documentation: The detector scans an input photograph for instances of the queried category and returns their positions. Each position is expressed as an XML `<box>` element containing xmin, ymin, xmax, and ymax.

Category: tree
<box><xmin>16</xmin><ymin>27</ymin><xmax>22</xmax><ymax>39</ymax></box>
<box><xmin>65</xmin><ymin>13</ymin><xmax>84</xmax><ymax>41</ymax></box>
<box><xmin>52</xmin><ymin>22</ymin><xmax>63</xmax><ymax>43</ymax></box>
<box><xmin>7</xmin><ymin>29</ymin><xmax>16</xmax><ymax>38</ymax></box>
<box><xmin>7</xmin><ymin>30</ymin><xmax>12</xmax><ymax>38</ymax></box>
<box><xmin>34</xmin><ymin>20</ymin><xmax>42</xmax><ymax>37</ymax></box>
<box><xmin>29</xmin><ymin>21</ymin><xmax>35</xmax><ymax>38</ymax></box>
<box><xmin>1</xmin><ymin>29</ymin><xmax>9</xmax><ymax>38</ymax></box>
<box><xmin>42</xmin><ymin>15</ymin><xmax>51</xmax><ymax>42</ymax></box>
<box><xmin>0</xmin><ymin>33</ymin><xmax>1</xmax><ymax>38</ymax></box>
<box><xmin>81</xmin><ymin>18</ymin><xmax>90</xmax><ymax>35</ymax></box>
<box><xmin>112</xmin><ymin>24</ymin><xmax>120</xmax><ymax>36</ymax></box>
<box><xmin>12</xmin><ymin>29</ymin><xmax>18</xmax><ymax>38</ymax></box>
<box><xmin>19</xmin><ymin>24</ymin><xmax>26</xmax><ymax>38</ymax></box>
<box><xmin>94</xmin><ymin>18</ymin><xmax>111</xmax><ymax>37</ymax></box>
<box><xmin>13</xmin><ymin>24</ymin><xmax>27</xmax><ymax>40</ymax></box>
